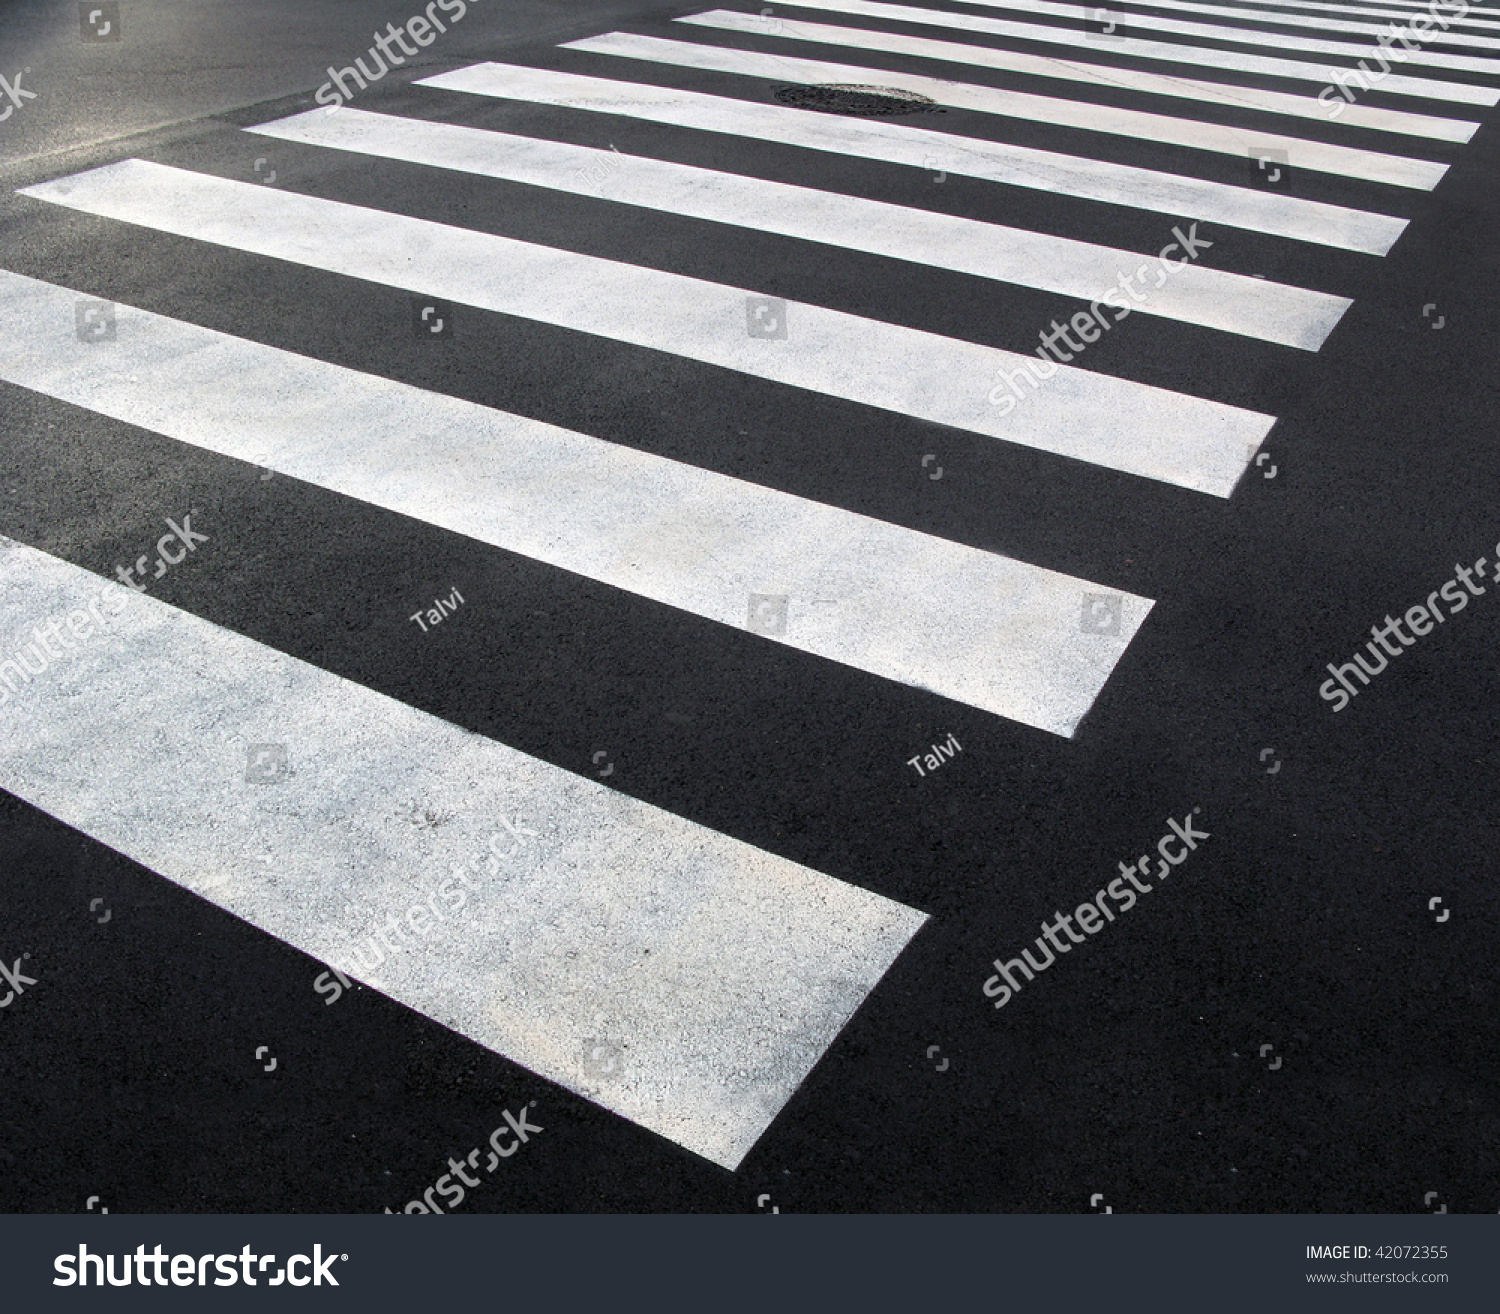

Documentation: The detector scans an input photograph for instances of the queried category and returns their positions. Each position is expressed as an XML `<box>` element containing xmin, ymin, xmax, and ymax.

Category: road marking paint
<box><xmin>1199</xmin><ymin>0</ymin><xmax>1500</xmax><ymax>27</ymax></box>
<box><xmin>249</xmin><ymin>107</ymin><xmax>1350</xmax><ymax>349</ymax></box>
<box><xmin>678</xmin><ymin>9</ymin><xmax>1479</xmax><ymax>142</ymax></box>
<box><xmin>756</xmin><ymin>0</ymin><xmax>1499</xmax><ymax>104</ymax></box>
<box><xmin>19</xmin><ymin>160</ymin><xmax>1278</xmax><ymax>494</ymax></box>
<box><xmin>0</xmin><ymin>534</ymin><xmax>927</xmax><ymax>1171</ymax></box>
<box><xmin>0</xmin><ymin>269</ymin><xmax>1158</xmax><ymax>735</ymax></box>
<box><xmin>940</xmin><ymin>0</ymin><xmax>1500</xmax><ymax>74</ymax></box>
<box><xmin>415</xmin><ymin>63</ymin><xmax>1407</xmax><ymax>253</ymax></box>
<box><xmin>563</xmin><ymin>31</ymin><xmax>1448</xmax><ymax>189</ymax></box>
<box><xmin>1021</xmin><ymin>0</ymin><xmax>1500</xmax><ymax>51</ymax></box>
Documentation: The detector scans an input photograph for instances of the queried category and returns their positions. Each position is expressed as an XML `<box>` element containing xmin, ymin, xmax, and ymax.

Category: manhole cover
<box><xmin>772</xmin><ymin>84</ymin><xmax>943</xmax><ymax>116</ymax></box>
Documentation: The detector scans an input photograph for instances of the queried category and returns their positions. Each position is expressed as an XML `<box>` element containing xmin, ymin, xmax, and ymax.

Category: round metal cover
<box><xmin>771</xmin><ymin>83</ymin><xmax>942</xmax><ymax>116</ymax></box>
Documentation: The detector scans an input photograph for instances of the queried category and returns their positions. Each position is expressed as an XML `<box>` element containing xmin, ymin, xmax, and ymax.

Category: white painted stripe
<box><xmin>1202</xmin><ymin>0</ymin><xmax>1500</xmax><ymax>26</ymax></box>
<box><xmin>1013</xmin><ymin>0</ymin><xmax>1500</xmax><ymax>49</ymax></box>
<box><xmin>0</xmin><ymin>535</ymin><xmax>927</xmax><ymax>1170</ymax></box>
<box><xmin>1303</xmin><ymin>0</ymin><xmax>1492</xmax><ymax>9</ymax></box>
<box><xmin>414</xmin><ymin>63</ymin><xmax>1407</xmax><ymax>253</ymax></box>
<box><xmin>1227</xmin><ymin>0</ymin><xmax>1500</xmax><ymax>21</ymax></box>
<box><xmin>678</xmin><ymin>9</ymin><xmax>1479</xmax><ymax>142</ymax></box>
<box><xmin>763</xmin><ymin>0</ymin><xmax>1500</xmax><ymax>103</ymax></box>
<box><xmin>249</xmin><ymin>108</ymin><xmax>1350</xmax><ymax>349</ymax></box>
<box><xmin>563</xmin><ymin>31</ymin><xmax>1449</xmax><ymax>189</ymax></box>
<box><xmin>19</xmin><ymin>160</ymin><xmax>1279</xmax><ymax>497</ymax></box>
<box><xmin>944</xmin><ymin>0</ymin><xmax>1500</xmax><ymax>73</ymax></box>
<box><xmin>0</xmin><ymin>267</ymin><xmax>1156</xmax><ymax>734</ymax></box>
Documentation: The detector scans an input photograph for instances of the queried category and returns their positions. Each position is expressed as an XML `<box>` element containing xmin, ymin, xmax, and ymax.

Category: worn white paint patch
<box><xmin>415</xmin><ymin>63</ymin><xmax>1407</xmax><ymax>253</ymax></box>
<box><xmin>0</xmin><ymin>269</ymin><xmax>1156</xmax><ymax>734</ymax></box>
<box><xmin>678</xmin><ymin>9</ymin><xmax>1480</xmax><ymax>142</ymax></box>
<box><xmin>563</xmin><ymin>31</ymin><xmax>1448</xmax><ymax>189</ymax></box>
<box><xmin>248</xmin><ymin>108</ymin><xmax>1350</xmax><ymax>349</ymax></box>
<box><xmin>20</xmin><ymin>160</ymin><xmax>1276</xmax><ymax>494</ymax></box>
<box><xmin>760</xmin><ymin>0</ymin><xmax>1500</xmax><ymax>104</ymax></box>
<box><xmin>0</xmin><ymin>535</ymin><xmax>928</xmax><ymax>1170</ymax></box>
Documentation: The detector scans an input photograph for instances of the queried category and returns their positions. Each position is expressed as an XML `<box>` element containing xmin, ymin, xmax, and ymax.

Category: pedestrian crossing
<box><xmin>247</xmin><ymin>108</ymin><xmax>1350</xmax><ymax>346</ymax></box>
<box><xmin>739</xmin><ymin>0</ymin><xmax>1499</xmax><ymax>103</ymax></box>
<box><xmin>561</xmin><ymin>30</ymin><xmax>1450</xmax><ymax>188</ymax></box>
<box><xmin>1194</xmin><ymin>0</ymin><xmax>1500</xmax><ymax>21</ymax></box>
<box><xmin>2</xmin><ymin>0</ymin><xmax>1495</xmax><ymax>1168</ymax></box>
<box><xmin>416</xmin><ymin>63</ymin><xmax>1408</xmax><ymax>252</ymax></box>
<box><xmin>16</xmin><ymin>159</ymin><xmax>1274</xmax><ymax>493</ymax></box>
<box><xmin>947</xmin><ymin>0</ymin><xmax>1500</xmax><ymax>72</ymax></box>
<box><xmin>0</xmin><ymin>266</ymin><xmax>1149</xmax><ymax>732</ymax></box>
<box><xmin>1061</xmin><ymin>0</ymin><xmax>1500</xmax><ymax>50</ymax></box>
<box><xmin>679</xmin><ymin>9</ymin><xmax>1483</xmax><ymax>139</ymax></box>
<box><xmin>1212</xmin><ymin>0</ymin><xmax>1500</xmax><ymax>25</ymax></box>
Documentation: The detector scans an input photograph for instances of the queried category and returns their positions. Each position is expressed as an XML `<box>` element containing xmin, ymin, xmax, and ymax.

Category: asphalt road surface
<box><xmin>0</xmin><ymin>0</ymin><xmax>1497</xmax><ymax>1214</ymax></box>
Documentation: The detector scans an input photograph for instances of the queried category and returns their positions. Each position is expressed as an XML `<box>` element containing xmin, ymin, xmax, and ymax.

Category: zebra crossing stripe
<box><xmin>1206</xmin><ymin>0</ymin><xmax>1500</xmax><ymax>26</ymax></box>
<box><xmin>677</xmin><ymin>9</ymin><xmax>1480</xmax><ymax>142</ymax></box>
<box><xmin>248</xmin><ymin>108</ymin><xmax>1351</xmax><ymax>349</ymax></box>
<box><xmin>0</xmin><ymin>534</ymin><xmax>928</xmax><ymax>1171</ymax></box>
<box><xmin>1053</xmin><ymin>0</ymin><xmax>1500</xmax><ymax>49</ymax></box>
<box><xmin>19</xmin><ymin>159</ymin><xmax>1277</xmax><ymax>495</ymax></box>
<box><xmin>1215</xmin><ymin>0</ymin><xmax>1500</xmax><ymax>26</ymax></box>
<box><xmin>414</xmin><ymin>63</ymin><xmax>1407</xmax><ymax>253</ymax></box>
<box><xmin>760</xmin><ymin>0</ymin><xmax>1500</xmax><ymax>104</ymax></box>
<box><xmin>562</xmin><ymin>31</ymin><xmax>1449</xmax><ymax>190</ymax></box>
<box><xmin>948</xmin><ymin>0</ymin><xmax>1500</xmax><ymax>74</ymax></box>
<box><xmin>0</xmin><ymin>268</ymin><xmax>1156</xmax><ymax>736</ymax></box>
